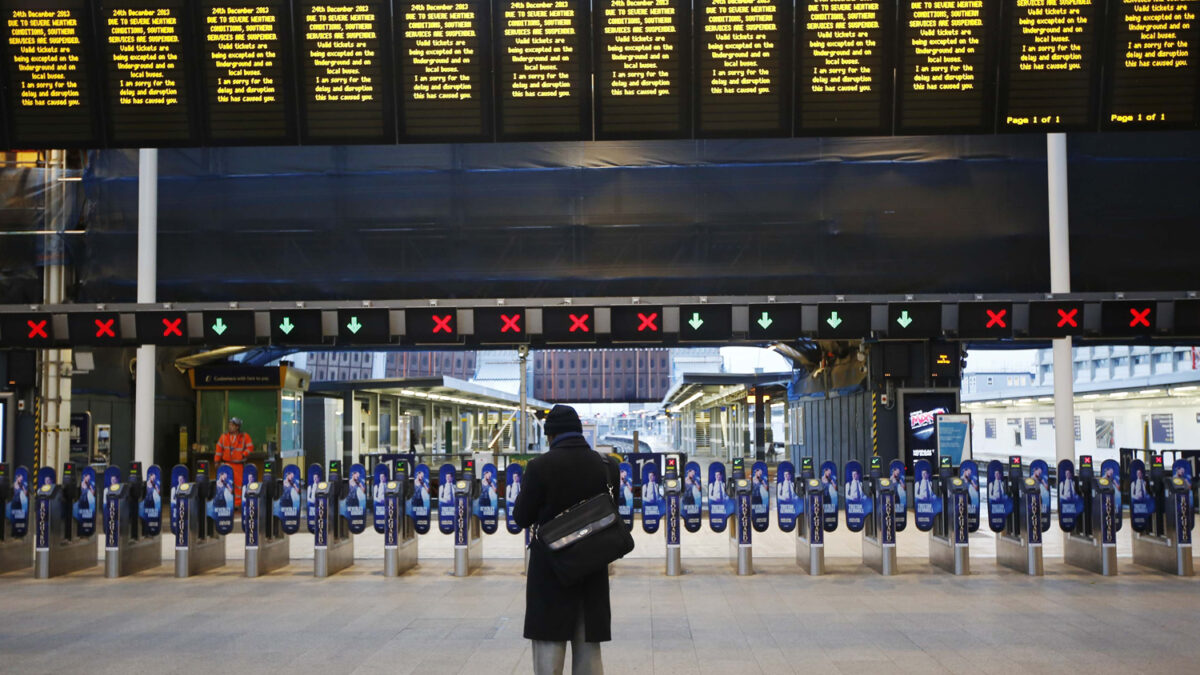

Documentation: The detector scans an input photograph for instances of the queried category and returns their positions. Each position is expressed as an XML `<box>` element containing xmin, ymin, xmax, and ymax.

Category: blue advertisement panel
<box><xmin>1029</xmin><ymin>460</ymin><xmax>1052</xmax><ymax>532</ymax></box>
<box><xmin>641</xmin><ymin>462</ymin><xmax>665</xmax><ymax>533</ymax></box>
<box><xmin>384</xmin><ymin>481</ymin><xmax>400</xmax><ymax>548</ymax></box>
<box><xmin>617</xmin><ymin>462</ymin><xmax>635</xmax><ymax>530</ymax></box>
<box><xmin>1129</xmin><ymin>459</ymin><xmax>1154</xmax><ymax>532</ymax></box>
<box><xmin>912</xmin><ymin>459</ymin><xmax>938</xmax><ymax>531</ymax></box>
<box><xmin>806</xmin><ymin>479</ymin><xmax>823</xmax><ymax>544</ymax></box>
<box><xmin>210</xmin><ymin>465</ymin><xmax>236</xmax><ymax>535</ymax></box>
<box><xmin>411</xmin><ymin>464</ymin><xmax>432</xmax><ymax>534</ymax></box>
<box><xmin>240</xmin><ymin>464</ymin><xmax>259</xmax><ymax>528</ymax></box>
<box><xmin>345</xmin><ymin>463</ymin><xmax>368</xmax><ymax>534</ymax></box>
<box><xmin>454</xmin><ymin>488</ymin><xmax>470</xmax><ymax>547</ymax></box>
<box><xmin>952</xmin><ymin>486</ymin><xmax>968</xmax><ymax>545</ymax></box>
<box><xmin>1172</xmin><ymin>460</ymin><xmax>1194</xmax><ymax>533</ymax></box>
<box><xmin>504</xmin><ymin>463</ymin><xmax>524</xmax><ymax>534</ymax></box>
<box><xmin>1025</xmin><ymin>480</ymin><xmax>1042</xmax><ymax>545</ymax></box>
<box><xmin>749</xmin><ymin>461</ymin><xmax>770</xmax><ymax>532</ymax></box>
<box><xmin>101</xmin><ymin>466</ymin><xmax>122</xmax><ymax>505</ymax></box>
<box><xmin>880</xmin><ymin>488</ymin><xmax>896</xmax><ymax>545</ymax></box>
<box><xmin>775</xmin><ymin>460</ymin><xmax>799</xmax><ymax>533</ymax></box>
<box><xmin>820</xmin><ymin>461</ymin><xmax>839</xmax><ymax>532</ymax></box>
<box><xmin>888</xmin><ymin>461</ymin><xmax>907</xmax><ymax>532</ymax></box>
<box><xmin>477</xmin><ymin>463</ymin><xmax>499</xmax><ymax>534</ymax></box>
<box><xmin>437</xmin><ymin>464</ymin><xmax>456</xmax><ymax>535</ymax></box>
<box><xmin>315</xmin><ymin>483</ymin><xmax>329</xmax><ymax>548</ymax></box>
<box><xmin>1057</xmin><ymin>460</ymin><xmax>1082</xmax><ymax>531</ymax></box>
<box><xmin>986</xmin><ymin>459</ymin><xmax>1012</xmax><ymax>532</ymax></box>
<box><xmin>707</xmin><ymin>462</ymin><xmax>732</xmax><ymax>533</ymax></box>
<box><xmin>74</xmin><ymin>466</ymin><xmax>98</xmax><ymax>537</ymax></box>
<box><xmin>665</xmin><ymin>487</ymin><xmax>681</xmax><ymax>546</ymax></box>
<box><xmin>7</xmin><ymin>466</ymin><xmax>30</xmax><ymax>537</ymax></box>
<box><xmin>1100</xmin><ymin>459</ymin><xmax>1123</xmax><ymax>531</ymax></box>
<box><xmin>169</xmin><ymin>465</ymin><xmax>188</xmax><ymax>536</ymax></box>
<box><xmin>737</xmin><ymin>488</ymin><xmax>752</xmax><ymax>545</ymax></box>
<box><xmin>682</xmin><ymin>461</ymin><xmax>704</xmax><ymax>533</ymax></box>
<box><xmin>244</xmin><ymin>481</ymin><xmax>259</xmax><ymax>548</ymax></box>
<box><xmin>843</xmin><ymin>461</ymin><xmax>870</xmax><ymax>532</ymax></box>
<box><xmin>1100</xmin><ymin>487</ymin><xmax>1116</xmax><ymax>545</ymax></box>
<box><xmin>959</xmin><ymin>460</ymin><xmax>980</xmax><ymax>532</ymax></box>
<box><xmin>373</xmin><ymin>464</ymin><xmax>391</xmax><ymax>534</ymax></box>
<box><xmin>174</xmin><ymin>483</ymin><xmax>189</xmax><ymax>549</ymax></box>
<box><xmin>279</xmin><ymin>465</ymin><xmax>303</xmax><ymax>535</ymax></box>
<box><xmin>104</xmin><ymin>475</ymin><xmax>119</xmax><ymax>550</ymax></box>
<box><xmin>306</xmin><ymin>464</ymin><xmax>324</xmax><ymax>533</ymax></box>
<box><xmin>36</xmin><ymin>466</ymin><xmax>56</xmax><ymax>492</ymax></box>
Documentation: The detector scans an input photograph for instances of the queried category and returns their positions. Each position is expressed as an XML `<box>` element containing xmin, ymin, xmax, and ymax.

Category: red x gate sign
<box><xmin>431</xmin><ymin>314</ymin><xmax>453</xmax><ymax>333</ymax></box>
<box><xmin>1101</xmin><ymin>301</ymin><xmax>1155</xmax><ymax>336</ymax></box>
<box><xmin>161</xmin><ymin>317</ymin><xmax>184</xmax><ymax>337</ymax></box>
<box><xmin>500</xmin><ymin>313</ymin><xmax>521</xmax><ymax>333</ymax></box>
<box><xmin>637</xmin><ymin>312</ymin><xmax>659</xmax><ymax>332</ymax></box>
<box><xmin>1128</xmin><ymin>308</ymin><xmax>1151</xmax><ymax>328</ymax></box>
<box><xmin>1028</xmin><ymin>302</ymin><xmax>1084</xmax><ymax>338</ymax></box>
<box><xmin>94</xmin><ymin>318</ymin><xmax>116</xmax><ymax>338</ymax></box>
<box><xmin>611</xmin><ymin>306</ymin><xmax>664</xmax><ymax>342</ymax></box>
<box><xmin>27</xmin><ymin>319</ymin><xmax>47</xmax><ymax>339</ymax></box>
<box><xmin>985</xmin><ymin>308</ymin><xmax>1007</xmax><ymax>328</ymax></box>
<box><xmin>1057</xmin><ymin>308</ymin><xmax>1078</xmax><ymax>328</ymax></box>
<box><xmin>405</xmin><ymin>308</ymin><xmax>460</xmax><ymax>343</ymax></box>
<box><xmin>957</xmin><ymin>302</ymin><xmax>1012</xmax><ymax>339</ymax></box>
<box><xmin>569</xmin><ymin>313</ymin><xmax>590</xmax><ymax>332</ymax></box>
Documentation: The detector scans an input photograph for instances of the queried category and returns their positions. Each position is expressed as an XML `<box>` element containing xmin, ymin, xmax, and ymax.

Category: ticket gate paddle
<box><xmin>1063</xmin><ymin>456</ymin><xmax>1118</xmax><ymax>576</ymax></box>
<box><xmin>383</xmin><ymin>467</ymin><xmax>419</xmax><ymax>577</ymax></box>
<box><xmin>795</xmin><ymin>459</ymin><xmax>825</xmax><ymax>575</ymax></box>
<box><xmin>35</xmin><ymin>464</ymin><xmax>101</xmax><ymax>578</ymax></box>
<box><xmin>929</xmin><ymin>460</ymin><xmax>970</xmax><ymax>576</ymax></box>
<box><xmin>664</xmin><ymin>457</ymin><xmax>682</xmax><ymax>576</ymax></box>
<box><xmin>453</xmin><ymin>460</ymin><xmax>482</xmax><ymax>577</ymax></box>
<box><xmin>993</xmin><ymin>457</ymin><xmax>1044</xmax><ymax>576</ymax></box>
<box><xmin>174</xmin><ymin>462</ymin><xmax>227</xmax><ymax>577</ymax></box>
<box><xmin>1130</xmin><ymin>457</ymin><xmax>1194</xmax><ymax>576</ymax></box>
<box><xmin>0</xmin><ymin>464</ymin><xmax>33</xmax><ymax>574</ymax></box>
<box><xmin>104</xmin><ymin>463</ymin><xmax>163</xmax><ymax>577</ymax></box>
<box><xmin>314</xmin><ymin>461</ymin><xmax>354</xmax><ymax>577</ymax></box>
<box><xmin>244</xmin><ymin>462</ymin><xmax>290</xmax><ymax>577</ymax></box>
<box><xmin>861</xmin><ymin>460</ymin><xmax>898</xmax><ymax>576</ymax></box>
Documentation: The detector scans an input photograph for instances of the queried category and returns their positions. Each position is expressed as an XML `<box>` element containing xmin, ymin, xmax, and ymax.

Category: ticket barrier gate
<box><xmin>1063</xmin><ymin>458</ymin><xmax>1118</xmax><ymax>576</ymax></box>
<box><xmin>729</xmin><ymin>476</ymin><xmax>753</xmax><ymax>575</ymax></box>
<box><xmin>244</xmin><ymin>463</ymin><xmax>290</xmax><ymax>578</ymax></box>
<box><xmin>314</xmin><ymin>462</ymin><xmax>353</xmax><ymax>577</ymax></box>
<box><xmin>0</xmin><ymin>465</ymin><xmax>32</xmax><ymax>574</ymax></box>
<box><xmin>795</xmin><ymin>472</ymin><xmax>825</xmax><ymax>575</ymax></box>
<box><xmin>104</xmin><ymin>463</ymin><xmax>162</xmax><ymax>578</ymax></box>
<box><xmin>35</xmin><ymin>464</ymin><xmax>100</xmax><ymax>578</ymax></box>
<box><xmin>1131</xmin><ymin>458</ymin><xmax>1193</xmax><ymax>576</ymax></box>
<box><xmin>453</xmin><ymin>462</ymin><xmax>482</xmax><ymax>577</ymax></box>
<box><xmin>862</xmin><ymin>465</ymin><xmax>898</xmax><ymax>576</ymax></box>
<box><xmin>996</xmin><ymin>461</ymin><xmax>1043</xmax><ymax>576</ymax></box>
<box><xmin>174</xmin><ymin>462</ymin><xmax>226</xmax><ymax>578</ymax></box>
<box><xmin>383</xmin><ymin>468</ymin><xmax>418</xmax><ymax>577</ymax></box>
<box><xmin>664</xmin><ymin>467</ymin><xmax>682</xmax><ymax>577</ymax></box>
<box><xmin>929</xmin><ymin>465</ymin><xmax>970</xmax><ymax>575</ymax></box>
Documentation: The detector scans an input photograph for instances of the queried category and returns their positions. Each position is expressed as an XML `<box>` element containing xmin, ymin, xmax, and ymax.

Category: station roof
<box><xmin>662</xmin><ymin>372</ymin><xmax>793</xmax><ymax>412</ymax></box>
<box><xmin>309</xmin><ymin>376</ymin><xmax>549</xmax><ymax>412</ymax></box>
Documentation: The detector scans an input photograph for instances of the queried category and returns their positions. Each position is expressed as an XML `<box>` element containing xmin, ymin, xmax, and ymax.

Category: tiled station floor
<box><xmin>2</xmin><ymin>523</ymin><xmax>1197</xmax><ymax>674</ymax></box>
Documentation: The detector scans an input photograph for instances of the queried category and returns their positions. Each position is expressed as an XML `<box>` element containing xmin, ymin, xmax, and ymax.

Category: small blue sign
<box><xmin>345</xmin><ymin>463</ymin><xmax>368</xmax><ymax>535</ymax></box>
<box><xmin>169</xmin><ymin>465</ymin><xmax>188</xmax><ymax>536</ymax></box>
<box><xmin>959</xmin><ymin>460</ymin><xmax>980</xmax><ymax>532</ymax></box>
<box><xmin>373</xmin><ymin>463</ymin><xmax>391</xmax><ymax>534</ymax></box>
<box><xmin>7</xmin><ymin>466</ymin><xmax>30</xmax><ymax>537</ymax></box>
<box><xmin>306</xmin><ymin>464</ymin><xmax>324</xmax><ymax>534</ymax></box>
<box><xmin>411</xmin><ymin>464</ymin><xmax>432</xmax><ymax>535</ymax></box>
<box><xmin>1128</xmin><ymin>459</ymin><xmax>1154</xmax><ymax>532</ymax></box>
<box><xmin>912</xmin><ymin>459</ymin><xmax>940</xmax><ymax>532</ymax></box>
<box><xmin>986</xmin><ymin>459</ymin><xmax>1012</xmax><ymax>532</ymax></box>
<box><xmin>774</xmin><ymin>460</ymin><xmax>800</xmax><ymax>533</ymax></box>
<box><xmin>477</xmin><ymin>463</ymin><xmax>499</xmax><ymax>534</ymax></box>
<box><xmin>707</xmin><ymin>462</ymin><xmax>732</xmax><ymax>533</ymax></box>
<box><xmin>278</xmin><ymin>465</ymin><xmax>303</xmax><ymax>535</ymax></box>
<box><xmin>1029</xmin><ymin>460</ymin><xmax>1052</xmax><ymax>532</ymax></box>
<box><xmin>616</xmin><ymin>462</ymin><xmax>635</xmax><ymax>530</ymax></box>
<box><xmin>641</xmin><ymin>462</ymin><xmax>665</xmax><ymax>534</ymax></box>
<box><xmin>936</xmin><ymin>415</ymin><xmax>971</xmax><ymax>465</ymax></box>
<box><xmin>682</xmin><ymin>461</ymin><xmax>704</xmax><ymax>533</ymax></box>
<box><xmin>210</xmin><ymin>465</ymin><xmax>235</xmax><ymax>535</ymax></box>
<box><xmin>888</xmin><ymin>460</ymin><xmax>907</xmax><ymax>532</ymax></box>
<box><xmin>504</xmin><ymin>463</ymin><xmax>523</xmax><ymax>534</ymax></box>
<box><xmin>843</xmin><ymin>461</ymin><xmax>870</xmax><ymax>533</ymax></box>
<box><xmin>437</xmin><ymin>464</ymin><xmax>456</xmax><ymax>535</ymax></box>
<box><xmin>1057</xmin><ymin>460</ymin><xmax>1082</xmax><ymax>532</ymax></box>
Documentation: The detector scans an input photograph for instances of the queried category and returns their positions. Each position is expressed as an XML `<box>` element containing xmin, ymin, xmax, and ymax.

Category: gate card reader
<box><xmin>383</xmin><ymin>461</ymin><xmax>418</xmax><ymax>577</ymax></box>
<box><xmin>862</xmin><ymin>457</ymin><xmax>898</xmax><ymax>576</ymax></box>
<box><xmin>35</xmin><ymin>464</ymin><xmax>100</xmax><ymax>579</ymax></box>
<box><xmin>315</xmin><ymin>461</ymin><xmax>354</xmax><ymax>578</ymax></box>
<box><xmin>995</xmin><ymin>456</ymin><xmax>1043</xmax><ymax>576</ymax></box>
<box><xmin>795</xmin><ymin>458</ymin><xmax>825</xmax><ymax>575</ymax></box>
<box><xmin>175</xmin><ymin>461</ymin><xmax>227</xmax><ymax>578</ymax></box>
<box><xmin>0</xmin><ymin>464</ymin><xmax>33</xmax><ymax>574</ymax></box>
<box><xmin>244</xmin><ymin>461</ymin><xmax>290</xmax><ymax>577</ymax></box>
<box><xmin>453</xmin><ymin>459</ymin><xmax>482</xmax><ymax>577</ymax></box>
<box><xmin>1063</xmin><ymin>455</ymin><xmax>1118</xmax><ymax>576</ymax></box>
<box><xmin>929</xmin><ymin>458</ymin><xmax>969</xmax><ymax>575</ymax></box>
<box><xmin>104</xmin><ymin>462</ymin><xmax>162</xmax><ymax>578</ymax></box>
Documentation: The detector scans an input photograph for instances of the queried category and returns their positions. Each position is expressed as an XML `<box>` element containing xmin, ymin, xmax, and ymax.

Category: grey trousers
<box><xmin>531</xmin><ymin>611</ymin><xmax>604</xmax><ymax>675</ymax></box>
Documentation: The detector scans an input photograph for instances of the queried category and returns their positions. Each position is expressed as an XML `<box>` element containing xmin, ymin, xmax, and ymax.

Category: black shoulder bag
<box><xmin>534</xmin><ymin>458</ymin><xmax>635</xmax><ymax>586</ymax></box>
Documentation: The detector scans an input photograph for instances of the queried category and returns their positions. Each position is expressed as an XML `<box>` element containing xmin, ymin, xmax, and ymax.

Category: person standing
<box><xmin>514</xmin><ymin>405</ymin><xmax>616</xmax><ymax>675</ymax></box>
<box><xmin>215</xmin><ymin>417</ymin><xmax>254</xmax><ymax>507</ymax></box>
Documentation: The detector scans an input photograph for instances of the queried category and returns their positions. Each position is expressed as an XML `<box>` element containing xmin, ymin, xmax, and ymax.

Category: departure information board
<box><xmin>98</xmin><ymin>0</ymin><xmax>196</xmax><ymax>146</ymax></box>
<box><xmin>897</xmin><ymin>0</ymin><xmax>998</xmax><ymax>133</ymax></box>
<box><xmin>593</xmin><ymin>0</ymin><xmax>690</xmax><ymax>139</ymax></box>
<box><xmin>1103</xmin><ymin>0</ymin><xmax>1200</xmax><ymax>129</ymax></box>
<box><xmin>795</xmin><ymin>0</ymin><xmax>892</xmax><ymax>133</ymax></box>
<box><xmin>695</xmin><ymin>0</ymin><xmax>791</xmax><ymax>136</ymax></box>
<box><xmin>1</xmin><ymin>0</ymin><xmax>100</xmax><ymax>146</ymax></box>
<box><xmin>296</xmin><ymin>0</ymin><xmax>395</xmax><ymax>143</ymax></box>
<box><xmin>199</xmin><ymin>0</ymin><xmax>297</xmax><ymax>144</ymax></box>
<box><xmin>494</xmin><ymin>0</ymin><xmax>591</xmax><ymax>140</ymax></box>
<box><xmin>396</xmin><ymin>0</ymin><xmax>492</xmax><ymax>141</ymax></box>
<box><xmin>999</xmin><ymin>0</ymin><xmax>1100</xmax><ymax>131</ymax></box>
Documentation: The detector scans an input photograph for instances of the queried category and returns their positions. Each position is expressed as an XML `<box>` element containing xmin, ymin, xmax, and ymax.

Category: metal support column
<box><xmin>134</xmin><ymin>148</ymin><xmax>158</xmax><ymax>469</ymax></box>
<box><xmin>1047</xmin><ymin>133</ymin><xmax>1074</xmax><ymax>464</ymax></box>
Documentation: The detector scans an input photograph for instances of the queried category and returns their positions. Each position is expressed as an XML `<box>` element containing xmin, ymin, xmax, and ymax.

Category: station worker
<box><xmin>215</xmin><ymin>417</ymin><xmax>254</xmax><ymax>507</ymax></box>
<box><xmin>514</xmin><ymin>404</ymin><xmax>614</xmax><ymax>675</ymax></box>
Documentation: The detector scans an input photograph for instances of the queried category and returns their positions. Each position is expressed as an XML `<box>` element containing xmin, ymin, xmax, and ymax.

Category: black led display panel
<box><xmin>957</xmin><ymin>302</ymin><xmax>1013</xmax><ymax>339</ymax></box>
<box><xmin>1</xmin><ymin>0</ymin><xmax>101</xmax><ymax>147</ymax></box>
<box><xmin>611</xmin><ymin>305</ymin><xmax>664</xmax><ymax>342</ymax></box>
<box><xmin>97</xmin><ymin>0</ymin><xmax>198</xmax><ymax>146</ymax></box>
<box><xmin>795</xmin><ymin>0</ymin><xmax>893</xmax><ymax>134</ymax></box>
<box><xmin>747</xmin><ymin>303</ymin><xmax>802</xmax><ymax>340</ymax></box>
<box><xmin>542</xmin><ymin>306</ymin><xmax>596</xmax><ymax>343</ymax></box>
<box><xmin>678</xmin><ymin>304</ymin><xmax>732</xmax><ymax>342</ymax></box>
<box><xmin>694</xmin><ymin>0</ymin><xmax>792</xmax><ymax>137</ymax></box>
<box><xmin>395</xmin><ymin>0</ymin><xmax>493</xmax><ymax>141</ymax></box>
<box><xmin>896</xmin><ymin>0</ymin><xmax>998</xmax><ymax>133</ymax></box>
<box><xmin>593</xmin><ymin>0</ymin><xmax>691</xmax><ymax>139</ymax></box>
<box><xmin>474</xmin><ymin>307</ymin><xmax>528</xmax><ymax>343</ymax></box>
<box><xmin>998</xmin><ymin>0</ymin><xmax>1101</xmax><ymax>131</ymax></box>
<box><xmin>1102</xmin><ymin>0</ymin><xmax>1200</xmax><ymax>129</ymax></box>
<box><xmin>493</xmin><ymin>0</ymin><xmax>591</xmax><ymax>141</ymax></box>
<box><xmin>1027</xmin><ymin>301</ymin><xmax>1084</xmax><ymax>338</ymax></box>
<box><xmin>197</xmin><ymin>0</ymin><xmax>298</xmax><ymax>145</ymax></box>
<box><xmin>295</xmin><ymin>0</ymin><xmax>395</xmax><ymax>144</ymax></box>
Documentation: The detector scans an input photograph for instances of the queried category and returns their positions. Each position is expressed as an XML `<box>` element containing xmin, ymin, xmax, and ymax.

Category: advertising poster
<box><xmin>843</xmin><ymin>460</ymin><xmax>870</xmax><ymax>532</ymax></box>
<box><xmin>240</xmin><ymin>464</ymin><xmax>259</xmax><ymax>527</ymax></box>
<box><xmin>1171</xmin><ymin>460</ymin><xmax>1194</xmax><ymax>531</ymax></box>
<box><xmin>74</xmin><ymin>466</ymin><xmax>98</xmax><ymax>537</ymax></box>
<box><xmin>1057</xmin><ymin>460</ymin><xmax>1082</xmax><ymax>531</ymax></box>
<box><xmin>681</xmin><ymin>461</ymin><xmax>704</xmax><ymax>533</ymax></box>
<box><xmin>986</xmin><ymin>459</ymin><xmax>1012</xmax><ymax>532</ymax></box>
<box><xmin>912</xmin><ymin>459</ymin><xmax>939</xmax><ymax>531</ymax></box>
<box><xmin>641</xmin><ymin>462</ymin><xmax>665</xmax><ymax>533</ymax></box>
<box><xmin>1029</xmin><ymin>460</ymin><xmax>1052</xmax><ymax>532</ymax></box>
<box><xmin>1100</xmin><ymin>459</ymin><xmax>1123</xmax><ymax>531</ymax></box>
<box><xmin>750</xmin><ymin>461</ymin><xmax>770</xmax><ymax>532</ymax></box>
<box><xmin>707</xmin><ymin>461</ymin><xmax>732</xmax><ymax>533</ymax></box>
<box><xmin>36</xmin><ymin>466</ymin><xmax>57</xmax><ymax>493</ymax></box>
<box><xmin>1128</xmin><ymin>459</ymin><xmax>1154</xmax><ymax>532</ymax></box>
<box><xmin>477</xmin><ymin>463</ymin><xmax>499</xmax><ymax>534</ymax></box>
<box><xmin>505</xmin><ymin>463</ymin><xmax>523</xmax><ymax>534</ymax></box>
<box><xmin>775</xmin><ymin>460</ymin><xmax>800</xmax><ymax>533</ymax></box>
<box><xmin>902</xmin><ymin>391</ymin><xmax>956</xmax><ymax>466</ymax></box>
<box><xmin>210</xmin><ymin>464</ymin><xmax>236</xmax><ymax>535</ymax></box>
<box><xmin>344</xmin><ymin>463</ymin><xmax>368</xmax><ymax>534</ymax></box>
<box><xmin>373</xmin><ymin>463</ymin><xmax>391</xmax><ymax>534</ymax></box>
<box><xmin>279</xmin><ymin>465</ymin><xmax>303</xmax><ymax>535</ymax></box>
<box><xmin>306</xmin><ymin>464</ymin><xmax>324</xmax><ymax>533</ymax></box>
<box><xmin>616</xmin><ymin>462</ymin><xmax>635</xmax><ymax>530</ymax></box>
<box><xmin>411</xmin><ymin>464</ymin><xmax>432</xmax><ymax>534</ymax></box>
<box><xmin>819</xmin><ymin>461</ymin><xmax>839</xmax><ymax>532</ymax></box>
<box><xmin>935</xmin><ymin>414</ymin><xmax>972</xmax><ymax>465</ymax></box>
<box><xmin>888</xmin><ymin>461</ymin><xmax>907</xmax><ymax>531</ymax></box>
<box><xmin>101</xmin><ymin>466</ymin><xmax>122</xmax><ymax>506</ymax></box>
<box><xmin>437</xmin><ymin>464</ymin><xmax>457</xmax><ymax>535</ymax></box>
<box><xmin>7</xmin><ymin>466</ymin><xmax>30</xmax><ymax>537</ymax></box>
<box><xmin>169</xmin><ymin>465</ymin><xmax>189</xmax><ymax>535</ymax></box>
<box><xmin>959</xmin><ymin>460</ymin><xmax>980</xmax><ymax>532</ymax></box>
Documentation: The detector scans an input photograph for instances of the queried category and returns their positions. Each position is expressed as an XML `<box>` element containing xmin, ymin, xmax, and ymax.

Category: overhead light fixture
<box><xmin>1081</xmin><ymin>393</ymin><xmax>1101</xmax><ymax>400</ymax></box>
<box><xmin>1138</xmin><ymin>389</ymin><xmax>1163</xmax><ymax>396</ymax></box>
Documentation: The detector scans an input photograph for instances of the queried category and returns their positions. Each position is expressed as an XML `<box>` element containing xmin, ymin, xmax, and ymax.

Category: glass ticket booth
<box><xmin>188</xmin><ymin>366</ymin><xmax>310</xmax><ymax>474</ymax></box>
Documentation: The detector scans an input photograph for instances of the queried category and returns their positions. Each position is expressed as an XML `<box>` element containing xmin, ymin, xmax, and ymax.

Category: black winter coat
<box><xmin>513</xmin><ymin>433</ymin><xmax>619</xmax><ymax>642</ymax></box>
